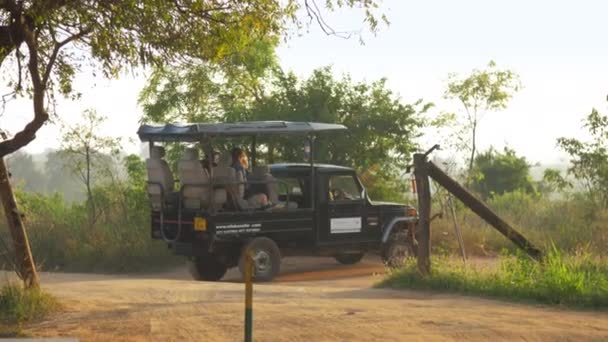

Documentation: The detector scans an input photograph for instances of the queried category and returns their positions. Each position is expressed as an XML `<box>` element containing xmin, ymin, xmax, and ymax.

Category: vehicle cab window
<box><xmin>328</xmin><ymin>174</ymin><xmax>362</xmax><ymax>201</ymax></box>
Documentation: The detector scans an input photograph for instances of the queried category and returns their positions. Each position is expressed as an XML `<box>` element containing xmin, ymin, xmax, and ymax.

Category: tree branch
<box><xmin>42</xmin><ymin>28</ymin><xmax>90</xmax><ymax>86</ymax></box>
<box><xmin>0</xmin><ymin>16</ymin><xmax>45</xmax><ymax>157</ymax></box>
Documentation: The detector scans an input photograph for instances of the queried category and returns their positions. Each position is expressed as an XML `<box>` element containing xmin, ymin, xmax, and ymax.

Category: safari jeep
<box><xmin>138</xmin><ymin>121</ymin><xmax>418</xmax><ymax>282</ymax></box>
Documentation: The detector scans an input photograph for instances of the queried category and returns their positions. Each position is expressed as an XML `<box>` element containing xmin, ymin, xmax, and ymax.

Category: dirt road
<box><xmin>6</xmin><ymin>256</ymin><xmax>608</xmax><ymax>341</ymax></box>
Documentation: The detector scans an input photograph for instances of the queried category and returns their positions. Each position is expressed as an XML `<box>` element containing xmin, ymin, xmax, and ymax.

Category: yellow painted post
<box><xmin>244</xmin><ymin>248</ymin><xmax>253</xmax><ymax>342</ymax></box>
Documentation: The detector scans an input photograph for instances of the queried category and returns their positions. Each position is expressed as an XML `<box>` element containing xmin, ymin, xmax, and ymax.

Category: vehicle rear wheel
<box><xmin>189</xmin><ymin>255</ymin><xmax>228</xmax><ymax>281</ymax></box>
<box><xmin>382</xmin><ymin>236</ymin><xmax>415</xmax><ymax>268</ymax></box>
<box><xmin>239</xmin><ymin>237</ymin><xmax>281</xmax><ymax>282</ymax></box>
<box><xmin>334</xmin><ymin>253</ymin><xmax>365</xmax><ymax>265</ymax></box>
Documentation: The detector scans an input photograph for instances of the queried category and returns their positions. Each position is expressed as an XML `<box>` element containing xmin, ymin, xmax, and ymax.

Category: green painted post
<box><xmin>245</xmin><ymin>249</ymin><xmax>253</xmax><ymax>342</ymax></box>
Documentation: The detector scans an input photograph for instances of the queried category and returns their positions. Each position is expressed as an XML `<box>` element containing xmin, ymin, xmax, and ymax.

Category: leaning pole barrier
<box><xmin>244</xmin><ymin>249</ymin><xmax>253</xmax><ymax>342</ymax></box>
<box><xmin>426</xmin><ymin>160</ymin><xmax>543</xmax><ymax>261</ymax></box>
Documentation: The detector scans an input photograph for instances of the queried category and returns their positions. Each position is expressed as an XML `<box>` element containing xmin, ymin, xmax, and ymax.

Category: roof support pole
<box><xmin>308</xmin><ymin>135</ymin><xmax>315</xmax><ymax>209</ymax></box>
<box><xmin>250</xmin><ymin>135</ymin><xmax>257</xmax><ymax>167</ymax></box>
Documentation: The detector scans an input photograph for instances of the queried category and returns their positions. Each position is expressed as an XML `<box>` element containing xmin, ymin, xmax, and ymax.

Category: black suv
<box><xmin>138</xmin><ymin>121</ymin><xmax>418</xmax><ymax>281</ymax></box>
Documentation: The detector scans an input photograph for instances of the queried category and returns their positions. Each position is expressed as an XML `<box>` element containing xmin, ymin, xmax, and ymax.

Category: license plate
<box><xmin>194</xmin><ymin>217</ymin><xmax>207</xmax><ymax>231</ymax></box>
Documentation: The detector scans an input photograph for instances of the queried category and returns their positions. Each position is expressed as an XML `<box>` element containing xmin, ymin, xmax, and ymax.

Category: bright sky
<box><xmin>4</xmin><ymin>0</ymin><xmax>608</xmax><ymax>165</ymax></box>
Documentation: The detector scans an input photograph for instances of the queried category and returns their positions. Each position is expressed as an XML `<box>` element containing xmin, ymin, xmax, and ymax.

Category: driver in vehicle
<box><xmin>231</xmin><ymin>147</ymin><xmax>270</xmax><ymax>208</ymax></box>
<box><xmin>329</xmin><ymin>184</ymin><xmax>348</xmax><ymax>201</ymax></box>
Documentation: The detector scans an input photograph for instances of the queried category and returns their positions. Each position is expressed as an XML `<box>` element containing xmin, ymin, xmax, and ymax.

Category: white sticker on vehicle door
<box><xmin>330</xmin><ymin>217</ymin><xmax>362</xmax><ymax>234</ymax></box>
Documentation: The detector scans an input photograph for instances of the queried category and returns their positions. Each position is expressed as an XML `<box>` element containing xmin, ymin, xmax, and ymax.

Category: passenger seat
<box><xmin>177</xmin><ymin>148</ymin><xmax>212</xmax><ymax>209</ymax></box>
<box><xmin>146</xmin><ymin>146</ymin><xmax>174</xmax><ymax>210</ymax></box>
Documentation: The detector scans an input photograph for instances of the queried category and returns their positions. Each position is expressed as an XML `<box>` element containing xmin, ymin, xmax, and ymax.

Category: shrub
<box><xmin>0</xmin><ymin>284</ymin><xmax>59</xmax><ymax>325</ymax></box>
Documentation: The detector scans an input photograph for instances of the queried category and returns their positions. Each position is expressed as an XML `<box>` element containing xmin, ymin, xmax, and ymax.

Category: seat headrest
<box><xmin>252</xmin><ymin>165</ymin><xmax>270</xmax><ymax>177</ymax></box>
<box><xmin>182</xmin><ymin>148</ymin><xmax>199</xmax><ymax>160</ymax></box>
<box><xmin>150</xmin><ymin>146</ymin><xmax>165</xmax><ymax>159</ymax></box>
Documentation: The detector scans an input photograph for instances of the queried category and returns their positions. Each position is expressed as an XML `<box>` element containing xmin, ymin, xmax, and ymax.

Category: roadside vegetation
<box><xmin>0</xmin><ymin>284</ymin><xmax>59</xmax><ymax>336</ymax></box>
<box><xmin>0</xmin><ymin>154</ymin><xmax>181</xmax><ymax>273</ymax></box>
<box><xmin>379</xmin><ymin>248</ymin><xmax>608</xmax><ymax>309</ymax></box>
<box><xmin>385</xmin><ymin>96</ymin><xmax>608</xmax><ymax>307</ymax></box>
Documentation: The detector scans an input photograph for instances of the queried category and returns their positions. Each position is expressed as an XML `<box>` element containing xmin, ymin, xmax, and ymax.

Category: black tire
<box><xmin>334</xmin><ymin>253</ymin><xmax>365</xmax><ymax>265</ymax></box>
<box><xmin>189</xmin><ymin>255</ymin><xmax>228</xmax><ymax>281</ymax></box>
<box><xmin>382</xmin><ymin>235</ymin><xmax>416</xmax><ymax>269</ymax></box>
<box><xmin>238</xmin><ymin>237</ymin><xmax>281</xmax><ymax>282</ymax></box>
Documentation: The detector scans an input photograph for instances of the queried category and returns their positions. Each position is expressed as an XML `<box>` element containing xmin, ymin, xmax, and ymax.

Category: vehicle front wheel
<box><xmin>239</xmin><ymin>237</ymin><xmax>281</xmax><ymax>282</ymax></box>
<box><xmin>189</xmin><ymin>255</ymin><xmax>228</xmax><ymax>281</ymax></box>
<box><xmin>382</xmin><ymin>237</ymin><xmax>415</xmax><ymax>268</ymax></box>
<box><xmin>334</xmin><ymin>253</ymin><xmax>365</xmax><ymax>265</ymax></box>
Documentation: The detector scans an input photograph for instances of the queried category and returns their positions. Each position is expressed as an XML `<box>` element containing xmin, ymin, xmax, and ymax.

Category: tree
<box><xmin>0</xmin><ymin>0</ymin><xmax>385</xmax><ymax>287</ymax></box>
<box><xmin>60</xmin><ymin>109</ymin><xmax>121</xmax><ymax>227</ymax></box>
<box><xmin>470</xmin><ymin>147</ymin><xmax>536</xmax><ymax>199</ymax></box>
<box><xmin>557</xmin><ymin>101</ymin><xmax>608</xmax><ymax>208</ymax></box>
<box><xmin>444</xmin><ymin>61</ymin><xmax>521</xmax><ymax>183</ymax></box>
<box><xmin>140</xmin><ymin>65</ymin><xmax>432</xmax><ymax>200</ymax></box>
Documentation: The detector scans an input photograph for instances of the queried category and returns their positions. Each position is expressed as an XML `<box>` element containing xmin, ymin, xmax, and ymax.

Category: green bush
<box><xmin>0</xmin><ymin>284</ymin><xmax>59</xmax><ymax>325</ymax></box>
<box><xmin>378</xmin><ymin>247</ymin><xmax>608</xmax><ymax>309</ymax></box>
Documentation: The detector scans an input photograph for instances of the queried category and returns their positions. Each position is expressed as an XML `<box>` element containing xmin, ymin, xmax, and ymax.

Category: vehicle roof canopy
<box><xmin>137</xmin><ymin>121</ymin><xmax>347</xmax><ymax>142</ymax></box>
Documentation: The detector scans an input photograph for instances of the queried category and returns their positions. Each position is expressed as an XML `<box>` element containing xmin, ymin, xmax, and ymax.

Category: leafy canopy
<box><xmin>0</xmin><ymin>0</ymin><xmax>386</xmax><ymax>156</ymax></box>
<box><xmin>139</xmin><ymin>65</ymin><xmax>432</xmax><ymax>201</ymax></box>
<box><xmin>557</xmin><ymin>101</ymin><xmax>608</xmax><ymax>208</ymax></box>
<box><xmin>444</xmin><ymin>61</ymin><xmax>521</xmax><ymax>177</ymax></box>
<box><xmin>470</xmin><ymin>147</ymin><xmax>536</xmax><ymax>199</ymax></box>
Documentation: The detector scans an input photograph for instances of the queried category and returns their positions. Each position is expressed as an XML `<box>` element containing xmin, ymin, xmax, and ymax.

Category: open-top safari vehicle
<box><xmin>138</xmin><ymin>121</ymin><xmax>418</xmax><ymax>281</ymax></box>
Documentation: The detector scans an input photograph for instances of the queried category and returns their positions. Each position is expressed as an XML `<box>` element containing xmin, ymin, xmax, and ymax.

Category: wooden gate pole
<box><xmin>426</xmin><ymin>161</ymin><xmax>543</xmax><ymax>260</ymax></box>
<box><xmin>413</xmin><ymin>153</ymin><xmax>431</xmax><ymax>276</ymax></box>
<box><xmin>244</xmin><ymin>249</ymin><xmax>253</xmax><ymax>342</ymax></box>
<box><xmin>0</xmin><ymin>157</ymin><xmax>39</xmax><ymax>288</ymax></box>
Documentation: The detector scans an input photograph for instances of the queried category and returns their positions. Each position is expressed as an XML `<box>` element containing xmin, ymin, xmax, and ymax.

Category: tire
<box><xmin>239</xmin><ymin>237</ymin><xmax>281</xmax><ymax>282</ymax></box>
<box><xmin>334</xmin><ymin>253</ymin><xmax>365</xmax><ymax>265</ymax></box>
<box><xmin>189</xmin><ymin>255</ymin><xmax>228</xmax><ymax>281</ymax></box>
<box><xmin>382</xmin><ymin>235</ymin><xmax>416</xmax><ymax>269</ymax></box>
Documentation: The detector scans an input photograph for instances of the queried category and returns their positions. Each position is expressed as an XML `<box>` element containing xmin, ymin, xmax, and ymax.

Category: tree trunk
<box><xmin>0</xmin><ymin>157</ymin><xmax>39</xmax><ymax>288</ymax></box>
<box><xmin>85</xmin><ymin>147</ymin><xmax>95</xmax><ymax>228</ymax></box>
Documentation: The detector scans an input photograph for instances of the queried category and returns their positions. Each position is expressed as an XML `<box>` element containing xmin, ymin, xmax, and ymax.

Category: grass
<box><xmin>0</xmin><ymin>283</ymin><xmax>59</xmax><ymax>336</ymax></box>
<box><xmin>378</xmin><ymin>246</ymin><xmax>608</xmax><ymax>309</ymax></box>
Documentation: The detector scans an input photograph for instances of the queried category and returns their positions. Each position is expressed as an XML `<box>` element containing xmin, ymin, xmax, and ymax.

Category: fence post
<box><xmin>413</xmin><ymin>153</ymin><xmax>431</xmax><ymax>276</ymax></box>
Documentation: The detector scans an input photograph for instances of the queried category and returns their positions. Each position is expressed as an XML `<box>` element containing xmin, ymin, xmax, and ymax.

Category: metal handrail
<box><xmin>146</xmin><ymin>181</ymin><xmax>176</xmax><ymax>243</ymax></box>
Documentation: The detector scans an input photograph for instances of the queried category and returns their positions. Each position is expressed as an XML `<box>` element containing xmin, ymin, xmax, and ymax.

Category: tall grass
<box><xmin>430</xmin><ymin>191</ymin><xmax>608</xmax><ymax>257</ymax></box>
<box><xmin>0</xmin><ymin>284</ymin><xmax>59</xmax><ymax>325</ymax></box>
<box><xmin>379</xmin><ymin>247</ymin><xmax>608</xmax><ymax>309</ymax></box>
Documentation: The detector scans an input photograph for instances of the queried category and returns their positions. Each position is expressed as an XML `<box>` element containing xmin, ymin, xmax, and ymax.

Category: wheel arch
<box><xmin>381</xmin><ymin>216</ymin><xmax>418</xmax><ymax>244</ymax></box>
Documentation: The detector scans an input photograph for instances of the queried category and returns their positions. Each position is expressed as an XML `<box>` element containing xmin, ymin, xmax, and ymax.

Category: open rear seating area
<box><xmin>145</xmin><ymin>145</ymin><xmax>299</xmax><ymax>213</ymax></box>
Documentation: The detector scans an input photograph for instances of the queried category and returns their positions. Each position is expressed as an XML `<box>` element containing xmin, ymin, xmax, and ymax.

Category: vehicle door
<box><xmin>319</xmin><ymin>172</ymin><xmax>369</xmax><ymax>243</ymax></box>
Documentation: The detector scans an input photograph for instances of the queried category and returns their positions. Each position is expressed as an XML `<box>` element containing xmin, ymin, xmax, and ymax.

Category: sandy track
<box><xmin>5</xmin><ymin>256</ymin><xmax>608</xmax><ymax>341</ymax></box>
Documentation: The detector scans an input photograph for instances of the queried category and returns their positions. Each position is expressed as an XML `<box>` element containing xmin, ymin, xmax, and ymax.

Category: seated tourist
<box><xmin>230</xmin><ymin>147</ymin><xmax>270</xmax><ymax>208</ymax></box>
